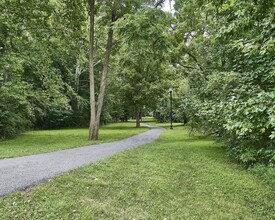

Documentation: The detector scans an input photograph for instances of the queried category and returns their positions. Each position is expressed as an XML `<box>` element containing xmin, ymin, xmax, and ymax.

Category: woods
<box><xmin>171</xmin><ymin>0</ymin><xmax>274</xmax><ymax>169</ymax></box>
<box><xmin>0</xmin><ymin>0</ymin><xmax>274</xmax><ymax>172</ymax></box>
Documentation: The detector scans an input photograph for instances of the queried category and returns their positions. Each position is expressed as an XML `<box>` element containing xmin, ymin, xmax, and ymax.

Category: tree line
<box><xmin>0</xmin><ymin>0</ymin><xmax>274</xmax><ymax>170</ymax></box>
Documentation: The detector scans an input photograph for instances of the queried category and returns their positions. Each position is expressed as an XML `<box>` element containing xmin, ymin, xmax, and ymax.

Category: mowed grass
<box><xmin>0</xmin><ymin>125</ymin><xmax>274</xmax><ymax>219</ymax></box>
<box><xmin>0</xmin><ymin>122</ymin><xmax>148</xmax><ymax>159</ymax></box>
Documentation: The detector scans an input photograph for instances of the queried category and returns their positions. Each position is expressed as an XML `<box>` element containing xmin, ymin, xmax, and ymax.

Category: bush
<box><xmin>0</xmin><ymin>82</ymin><xmax>33</xmax><ymax>139</ymax></box>
<box><xmin>181</xmin><ymin>68</ymin><xmax>274</xmax><ymax>167</ymax></box>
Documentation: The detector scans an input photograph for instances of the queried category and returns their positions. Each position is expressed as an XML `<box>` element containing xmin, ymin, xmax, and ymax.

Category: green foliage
<box><xmin>0</xmin><ymin>0</ymin><xmax>89</xmax><ymax>137</ymax></box>
<box><xmin>154</xmin><ymin>79</ymin><xmax>189</xmax><ymax>124</ymax></box>
<box><xmin>1</xmin><ymin>0</ymin><xmax>273</xmax><ymax>173</ymax></box>
<box><xmin>112</xmin><ymin>8</ymin><xmax>172</xmax><ymax>123</ymax></box>
<box><xmin>173</xmin><ymin>0</ymin><xmax>275</xmax><ymax>166</ymax></box>
<box><xmin>0</xmin><ymin>0</ymin><xmax>169</xmax><ymax>137</ymax></box>
<box><xmin>0</xmin><ymin>82</ymin><xmax>33</xmax><ymax>139</ymax></box>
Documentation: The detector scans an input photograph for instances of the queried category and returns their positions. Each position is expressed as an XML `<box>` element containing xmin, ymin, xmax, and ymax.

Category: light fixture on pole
<box><xmin>169</xmin><ymin>88</ymin><xmax>173</xmax><ymax>130</ymax></box>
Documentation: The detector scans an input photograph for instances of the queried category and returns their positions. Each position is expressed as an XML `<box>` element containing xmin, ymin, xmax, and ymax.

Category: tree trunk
<box><xmin>95</xmin><ymin>24</ymin><xmax>114</xmax><ymax>129</ymax></box>
<box><xmin>75</xmin><ymin>54</ymin><xmax>83</xmax><ymax>95</ymax></box>
<box><xmin>89</xmin><ymin>1</ymin><xmax>116</xmax><ymax>140</ymax></box>
<box><xmin>88</xmin><ymin>0</ymin><xmax>97</xmax><ymax>140</ymax></box>
<box><xmin>135</xmin><ymin>106</ymin><xmax>141</xmax><ymax>128</ymax></box>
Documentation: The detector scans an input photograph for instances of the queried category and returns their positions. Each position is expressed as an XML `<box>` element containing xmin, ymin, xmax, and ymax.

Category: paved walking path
<box><xmin>0</xmin><ymin>125</ymin><xmax>164</xmax><ymax>197</ymax></box>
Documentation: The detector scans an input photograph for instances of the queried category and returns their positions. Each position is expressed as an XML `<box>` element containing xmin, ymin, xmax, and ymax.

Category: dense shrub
<box><xmin>176</xmin><ymin>0</ymin><xmax>275</xmax><ymax>167</ymax></box>
<box><xmin>0</xmin><ymin>83</ymin><xmax>33</xmax><ymax>139</ymax></box>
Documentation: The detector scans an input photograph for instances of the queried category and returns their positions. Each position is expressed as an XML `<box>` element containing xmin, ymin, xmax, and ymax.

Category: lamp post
<box><xmin>169</xmin><ymin>88</ymin><xmax>173</xmax><ymax>130</ymax></box>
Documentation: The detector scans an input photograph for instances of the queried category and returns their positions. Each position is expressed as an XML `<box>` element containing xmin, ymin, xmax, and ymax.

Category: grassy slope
<box><xmin>0</xmin><ymin>122</ymin><xmax>148</xmax><ymax>159</ymax></box>
<box><xmin>0</xmin><ymin>125</ymin><xmax>274</xmax><ymax>219</ymax></box>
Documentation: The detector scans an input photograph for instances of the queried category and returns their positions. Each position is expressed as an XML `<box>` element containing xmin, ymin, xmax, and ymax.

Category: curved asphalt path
<box><xmin>0</xmin><ymin>125</ymin><xmax>164</xmax><ymax>197</ymax></box>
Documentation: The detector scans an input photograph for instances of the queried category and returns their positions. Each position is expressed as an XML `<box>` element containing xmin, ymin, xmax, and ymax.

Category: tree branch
<box><xmin>154</xmin><ymin>0</ymin><xmax>165</xmax><ymax>8</ymax></box>
<box><xmin>177</xmin><ymin>62</ymin><xmax>197</xmax><ymax>69</ymax></box>
<box><xmin>185</xmin><ymin>50</ymin><xmax>204</xmax><ymax>72</ymax></box>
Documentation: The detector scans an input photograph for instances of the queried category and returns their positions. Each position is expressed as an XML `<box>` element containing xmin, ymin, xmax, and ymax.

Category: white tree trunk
<box><xmin>88</xmin><ymin>0</ymin><xmax>97</xmax><ymax>140</ymax></box>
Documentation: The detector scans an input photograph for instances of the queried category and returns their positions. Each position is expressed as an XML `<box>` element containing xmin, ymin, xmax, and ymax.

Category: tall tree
<box><xmin>88</xmin><ymin>0</ymin><xmax>165</xmax><ymax>138</ymax></box>
<box><xmin>0</xmin><ymin>0</ymin><xmax>88</xmax><ymax>138</ymax></box>
<box><xmin>88</xmin><ymin>0</ymin><xmax>117</xmax><ymax>140</ymax></box>
<box><xmin>114</xmin><ymin>8</ymin><xmax>171</xmax><ymax>127</ymax></box>
<box><xmin>172</xmin><ymin>0</ymin><xmax>275</xmax><ymax>166</ymax></box>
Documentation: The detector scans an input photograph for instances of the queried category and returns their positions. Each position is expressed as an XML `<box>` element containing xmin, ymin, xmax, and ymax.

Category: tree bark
<box><xmin>88</xmin><ymin>0</ymin><xmax>97</xmax><ymax>140</ymax></box>
<box><xmin>94</xmin><ymin>24</ymin><xmax>114</xmax><ymax>133</ymax></box>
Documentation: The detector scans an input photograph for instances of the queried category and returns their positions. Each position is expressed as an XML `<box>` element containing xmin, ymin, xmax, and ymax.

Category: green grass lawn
<box><xmin>0</xmin><ymin>125</ymin><xmax>274</xmax><ymax>219</ymax></box>
<box><xmin>0</xmin><ymin>122</ymin><xmax>148</xmax><ymax>159</ymax></box>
